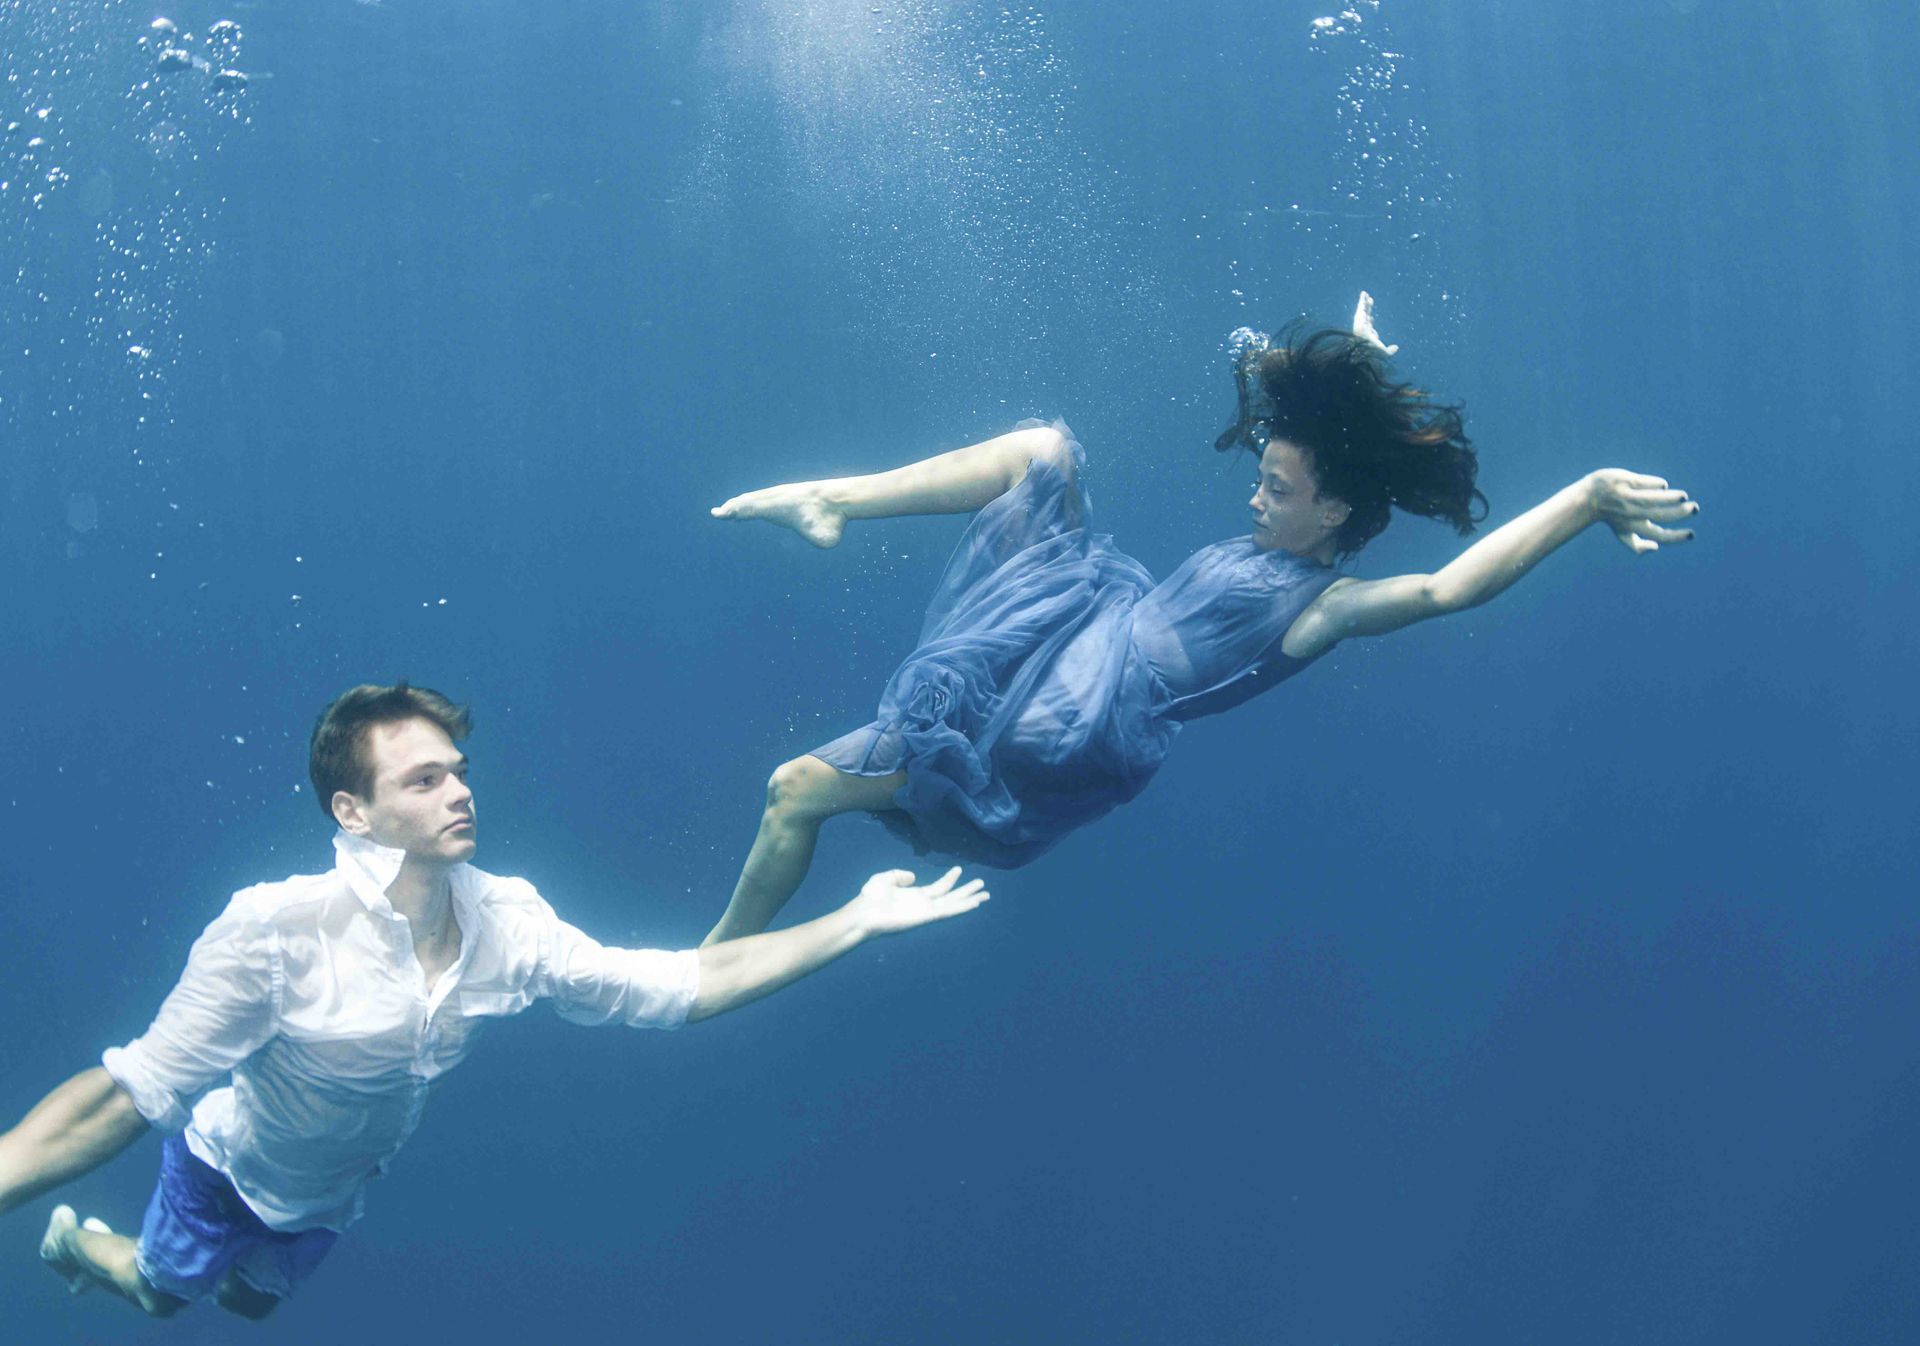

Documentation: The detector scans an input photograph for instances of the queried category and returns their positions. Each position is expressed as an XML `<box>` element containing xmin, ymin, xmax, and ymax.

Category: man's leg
<box><xmin>703</xmin><ymin>755</ymin><xmax>908</xmax><ymax>945</ymax></box>
<box><xmin>40</xmin><ymin>1205</ymin><xmax>185</xmax><ymax>1317</ymax></box>
<box><xmin>213</xmin><ymin>1268</ymin><xmax>280</xmax><ymax>1320</ymax></box>
<box><xmin>710</xmin><ymin>423</ymin><xmax>1073</xmax><ymax>547</ymax></box>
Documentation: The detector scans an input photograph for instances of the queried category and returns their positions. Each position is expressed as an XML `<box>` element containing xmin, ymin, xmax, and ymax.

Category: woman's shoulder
<box><xmin>1277</xmin><ymin>575</ymin><xmax>1368</xmax><ymax>659</ymax></box>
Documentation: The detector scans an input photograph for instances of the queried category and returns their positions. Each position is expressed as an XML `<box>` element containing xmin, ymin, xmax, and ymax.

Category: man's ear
<box><xmin>1323</xmin><ymin>497</ymin><xmax>1352</xmax><ymax>529</ymax></box>
<box><xmin>333</xmin><ymin>790</ymin><xmax>372</xmax><ymax>835</ymax></box>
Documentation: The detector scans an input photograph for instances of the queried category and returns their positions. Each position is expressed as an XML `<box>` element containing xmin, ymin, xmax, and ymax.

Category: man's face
<box><xmin>342</xmin><ymin>717</ymin><xmax>476</xmax><ymax>864</ymax></box>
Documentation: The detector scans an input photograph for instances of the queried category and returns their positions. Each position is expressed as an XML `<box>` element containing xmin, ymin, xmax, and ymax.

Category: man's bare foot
<box><xmin>710</xmin><ymin>482</ymin><xmax>846</xmax><ymax>548</ymax></box>
<box><xmin>39</xmin><ymin>1205</ymin><xmax>110</xmax><ymax>1296</ymax></box>
<box><xmin>1351</xmin><ymin>290</ymin><xmax>1400</xmax><ymax>356</ymax></box>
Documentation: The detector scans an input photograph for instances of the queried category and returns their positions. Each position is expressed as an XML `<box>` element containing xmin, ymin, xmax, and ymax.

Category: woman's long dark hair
<box><xmin>1215</xmin><ymin>322</ymin><xmax>1485</xmax><ymax>557</ymax></box>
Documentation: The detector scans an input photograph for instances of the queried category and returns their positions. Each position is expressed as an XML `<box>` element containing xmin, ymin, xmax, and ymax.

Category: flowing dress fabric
<box><xmin>812</xmin><ymin>420</ymin><xmax>1340</xmax><ymax>867</ymax></box>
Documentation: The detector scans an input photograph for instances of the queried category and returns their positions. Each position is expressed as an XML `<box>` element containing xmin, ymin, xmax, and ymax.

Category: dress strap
<box><xmin>1163</xmin><ymin>566</ymin><xmax>1341</xmax><ymax>723</ymax></box>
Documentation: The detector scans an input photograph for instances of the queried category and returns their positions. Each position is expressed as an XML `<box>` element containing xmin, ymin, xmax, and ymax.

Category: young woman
<box><xmin>702</xmin><ymin>295</ymin><xmax>1698</xmax><ymax>943</ymax></box>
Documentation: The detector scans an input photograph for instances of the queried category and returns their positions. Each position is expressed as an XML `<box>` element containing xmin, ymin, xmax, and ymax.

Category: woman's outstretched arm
<box><xmin>1282</xmin><ymin>469</ymin><xmax>1699</xmax><ymax>658</ymax></box>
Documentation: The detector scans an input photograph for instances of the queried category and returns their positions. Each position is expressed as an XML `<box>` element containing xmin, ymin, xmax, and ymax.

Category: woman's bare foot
<box><xmin>710</xmin><ymin>482</ymin><xmax>846</xmax><ymax>548</ymax></box>
<box><xmin>40</xmin><ymin>1205</ymin><xmax>110</xmax><ymax>1295</ymax></box>
<box><xmin>1351</xmin><ymin>290</ymin><xmax>1400</xmax><ymax>356</ymax></box>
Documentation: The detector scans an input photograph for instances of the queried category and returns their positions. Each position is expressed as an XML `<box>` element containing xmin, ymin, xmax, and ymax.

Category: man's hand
<box><xmin>847</xmin><ymin>867</ymin><xmax>990</xmax><ymax>938</ymax></box>
<box><xmin>1586</xmin><ymin>469</ymin><xmax>1700</xmax><ymax>554</ymax></box>
<box><xmin>687</xmin><ymin>866</ymin><xmax>989</xmax><ymax>1021</ymax></box>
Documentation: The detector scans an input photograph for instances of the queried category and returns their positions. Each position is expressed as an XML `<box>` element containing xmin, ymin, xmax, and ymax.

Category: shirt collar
<box><xmin>333</xmin><ymin>829</ymin><xmax>408</xmax><ymax>914</ymax></box>
<box><xmin>332</xmin><ymin>829</ymin><xmax>485</xmax><ymax>920</ymax></box>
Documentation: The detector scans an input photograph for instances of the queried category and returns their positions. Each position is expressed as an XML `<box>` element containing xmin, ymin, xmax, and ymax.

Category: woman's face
<box><xmin>1248</xmin><ymin>438</ymin><xmax>1348</xmax><ymax>559</ymax></box>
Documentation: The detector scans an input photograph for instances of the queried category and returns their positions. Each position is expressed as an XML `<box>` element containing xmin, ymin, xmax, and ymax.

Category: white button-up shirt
<box><xmin>102</xmin><ymin>831</ymin><xmax>701</xmax><ymax>1232</ymax></box>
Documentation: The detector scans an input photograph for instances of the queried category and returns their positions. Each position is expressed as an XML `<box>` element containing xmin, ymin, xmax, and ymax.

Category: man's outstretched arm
<box><xmin>688</xmin><ymin>867</ymin><xmax>988</xmax><ymax>1022</ymax></box>
<box><xmin>0</xmin><ymin>1069</ymin><xmax>148</xmax><ymax>1218</ymax></box>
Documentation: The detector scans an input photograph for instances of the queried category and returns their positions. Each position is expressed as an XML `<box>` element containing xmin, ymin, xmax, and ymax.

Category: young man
<box><xmin>0</xmin><ymin>683</ymin><xmax>987</xmax><ymax>1321</ymax></box>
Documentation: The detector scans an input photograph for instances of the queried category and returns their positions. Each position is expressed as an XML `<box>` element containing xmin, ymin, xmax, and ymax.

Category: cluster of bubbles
<box><xmin>1301</xmin><ymin>1</ymin><xmax>1462</xmax><ymax>340</ymax></box>
<box><xmin>3</xmin><ymin>1</ymin><xmax>256</xmax><ymax>566</ymax></box>
<box><xmin>2</xmin><ymin>104</ymin><xmax>65</xmax><ymax>207</ymax></box>
<box><xmin>688</xmin><ymin>2</ymin><xmax>1152</xmax><ymax>411</ymax></box>
<box><xmin>148</xmin><ymin>16</ymin><xmax>252</xmax><ymax>99</ymax></box>
<box><xmin>2</xmin><ymin>9</ymin><xmax>252</xmax><ymax>215</ymax></box>
<box><xmin>6</xmin><ymin>6</ymin><xmax>294</xmax><ymax>826</ymax></box>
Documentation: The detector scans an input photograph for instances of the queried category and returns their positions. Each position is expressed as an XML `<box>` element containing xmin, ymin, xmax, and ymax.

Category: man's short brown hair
<box><xmin>308</xmin><ymin>682</ymin><xmax>471</xmax><ymax>819</ymax></box>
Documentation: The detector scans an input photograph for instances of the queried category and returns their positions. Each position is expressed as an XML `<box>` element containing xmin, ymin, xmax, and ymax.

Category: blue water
<box><xmin>3</xmin><ymin>1</ymin><xmax>1915</xmax><ymax>1341</ymax></box>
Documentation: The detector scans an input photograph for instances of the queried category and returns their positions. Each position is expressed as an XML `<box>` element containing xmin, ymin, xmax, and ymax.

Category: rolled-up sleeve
<box><xmin>537</xmin><ymin>913</ymin><xmax>701</xmax><ymax>1030</ymax></box>
<box><xmin>101</xmin><ymin>898</ymin><xmax>279</xmax><ymax>1131</ymax></box>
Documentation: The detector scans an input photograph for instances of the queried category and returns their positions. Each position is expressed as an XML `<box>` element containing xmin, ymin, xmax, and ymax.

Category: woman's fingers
<box><xmin>1610</xmin><ymin>518</ymin><xmax>1696</xmax><ymax>552</ymax></box>
<box><xmin>1604</xmin><ymin>483</ymin><xmax>1697</xmax><ymax>525</ymax></box>
<box><xmin>1596</xmin><ymin>471</ymin><xmax>1685</xmax><ymax>496</ymax></box>
<box><xmin>1623</xmin><ymin>498</ymin><xmax>1699</xmax><ymax>523</ymax></box>
<box><xmin>1619</xmin><ymin>486</ymin><xmax>1689</xmax><ymax>509</ymax></box>
<box><xmin>1631</xmin><ymin>520</ymin><xmax>1696</xmax><ymax>545</ymax></box>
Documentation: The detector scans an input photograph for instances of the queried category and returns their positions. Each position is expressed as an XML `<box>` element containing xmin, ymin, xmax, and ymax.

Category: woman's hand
<box><xmin>1586</xmin><ymin>469</ymin><xmax>1700</xmax><ymax>554</ymax></box>
<box><xmin>1351</xmin><ymin>291</ymin><xmax>1400</xmax><ymax>356</ymax></box>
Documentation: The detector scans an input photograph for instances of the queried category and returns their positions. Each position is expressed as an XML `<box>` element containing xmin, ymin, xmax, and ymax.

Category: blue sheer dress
<box><xmin>812</xmin><ymin>420</ymin><xmax>1341</xmax><ymax>867</ymax></box>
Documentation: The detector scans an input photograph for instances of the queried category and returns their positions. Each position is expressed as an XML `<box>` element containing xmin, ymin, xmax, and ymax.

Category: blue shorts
<box><xmin>134</xmin><ymin>1134</ymin><xmax>338</xmax><ymax>1303</ymax></box>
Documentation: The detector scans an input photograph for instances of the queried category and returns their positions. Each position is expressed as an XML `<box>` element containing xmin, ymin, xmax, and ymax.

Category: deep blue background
<box><xmin>3</xmin><ymin>1</ymin><xmax>1916</xmax><ymax>1341</ymax></box>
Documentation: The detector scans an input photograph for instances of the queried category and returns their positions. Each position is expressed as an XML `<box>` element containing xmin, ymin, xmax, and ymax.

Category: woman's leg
<box><xmin>710</xmin><ymin>423</ymin><xmax>1072</xmax><ymax>547</ymax></box>
<box><xmin>703</xmin><ymin>755</ymin><xmax>909</xmax><ymax>945</ymax></box>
